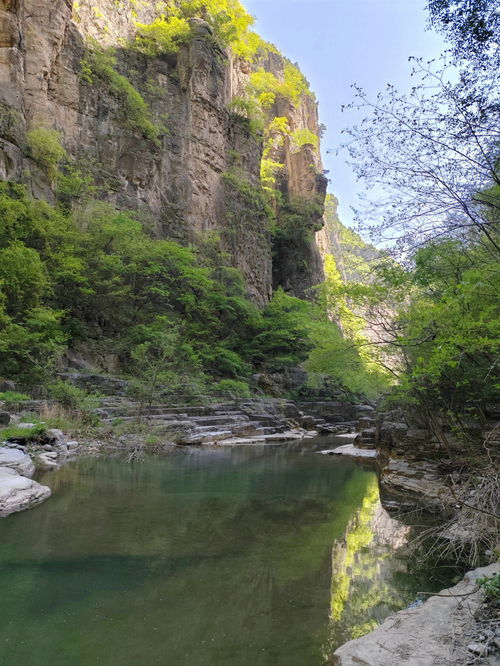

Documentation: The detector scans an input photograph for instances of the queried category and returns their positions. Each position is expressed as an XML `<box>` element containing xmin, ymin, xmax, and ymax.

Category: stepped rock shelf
<box><xmin>0</xmin><ymin>387</ymin><xmax>376</xmax><ymax>517</ymax></box>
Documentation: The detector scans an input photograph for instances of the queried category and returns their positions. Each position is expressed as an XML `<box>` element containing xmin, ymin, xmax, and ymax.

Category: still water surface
<box><xmin>0</xmin><ymin>438</ymin><xmax>452</xmax><ymax>665</ymax></box>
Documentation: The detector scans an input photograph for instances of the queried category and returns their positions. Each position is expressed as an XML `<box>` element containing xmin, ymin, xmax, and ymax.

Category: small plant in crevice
<box><xmin>80</xmin><ymin>44</ymin><xmax>160</xmax><ymax>142</ymax></box>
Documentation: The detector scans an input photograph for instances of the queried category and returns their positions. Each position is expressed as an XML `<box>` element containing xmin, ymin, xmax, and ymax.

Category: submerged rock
<box><xmin>0</xmin><ymin>467</ymin><xmax>51</xmax><ymax>517</ymax></box>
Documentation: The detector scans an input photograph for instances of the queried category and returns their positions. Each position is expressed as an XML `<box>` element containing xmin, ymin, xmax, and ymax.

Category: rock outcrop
<box><xmin>332</xmin><ymin>562</ymin><xmax>500</xmax><ymax>666</ymax></box>
<box><xmin>0</xmin><ymin>0</ymin><xmax>327</xmax><ymax>305</ymax></box>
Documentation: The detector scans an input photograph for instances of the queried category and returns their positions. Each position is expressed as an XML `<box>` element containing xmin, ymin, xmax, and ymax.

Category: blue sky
<box><xmin>244</xmin><ymin>0</ymin><xmax>448</xmax><ymax>227</ymax></box>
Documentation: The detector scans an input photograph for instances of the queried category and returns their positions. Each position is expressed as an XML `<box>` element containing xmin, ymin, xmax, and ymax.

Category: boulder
<box><xmin>0</xmin><ymin>411</ymin><xmax>10</xmax><ymax>425</ymax></box>
<box><xmin>0</xmin><ymin>467</ymin><xmax>51</xmax><ymax>517</ymax></box>
<box><xmin>34</xmin><ymin>452</ymin><xmax>60</xmax><ymax>471</ymax></box>
<box><xmin>46</xmin><ymin>428</ymin><xmax>65</xmax><ymax>445</ymax></box>
<box><xmin>0</xmin><ymin>379</ymin><xmax>15</xmax><ymax>393</ymax></box>
<box><xmin>0</xmin><ymin>448</ymin><xmax>35</xmax><ymax>477</ymax></box>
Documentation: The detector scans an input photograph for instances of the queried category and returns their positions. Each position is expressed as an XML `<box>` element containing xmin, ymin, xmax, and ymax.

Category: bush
<box><xmin>26</xmin><ymin>128</ymin><xmax>67</xmax><ymax>178</ymax></box>
<box><xmin>213</xmin><ymin>379</ymin><xmax>250</xmax><ymax>398</ymax></box>
<box><xmin>227</xmin><ymin>97</ymin><xmax>264</xmax><ymax>138</ymax></box>
<box><xmin>291</xmin><ymin>129</ymin><xmax>319</xmax><ymax>152</ymax></box>
<box><xmin>478</xmin><ymin>574</ymin><xmax>500</xmax><ymax>602</ymax></box>
<box><xmin>0</xmin><ymin>391</ymin><xmax>30</xmax><ymax>410</ymax></box>
<box><xmin>47</xmin><ymin>380</ymin><xmax>100</xmax><ymax>422</ymax></box>
<box><xmin>133</xmin><ymin>16</ymin><xmax>192</xmax><ymax>56</ymax></box>
<box><xmin>80</xmin><ymin>47</ymin><xmax>159</xmax><ymax>142</ymax></box>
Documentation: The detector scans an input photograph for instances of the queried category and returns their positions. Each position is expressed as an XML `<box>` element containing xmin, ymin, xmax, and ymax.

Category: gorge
<box><xmin>0</xmin><ymin>0</ymin><xmax>498</xmax><ymax>664</ymax></box>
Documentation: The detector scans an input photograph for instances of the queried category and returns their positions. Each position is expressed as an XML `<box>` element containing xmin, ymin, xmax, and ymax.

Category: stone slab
<box><xmin>320</xmin><ymin>444</ymin><xmax>377</xmax><ymax>458</ymax></box>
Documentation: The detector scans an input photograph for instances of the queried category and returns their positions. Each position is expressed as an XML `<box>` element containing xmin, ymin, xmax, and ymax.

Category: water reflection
<box><xmin>325</xmin><ymin>477</ymin><xmax>415</xmax><ymax>654</ymax></box>
<box><xmin>0</xmin><ymin>442</ymin><xmax>452</xmax><ymax>666</ymax></box>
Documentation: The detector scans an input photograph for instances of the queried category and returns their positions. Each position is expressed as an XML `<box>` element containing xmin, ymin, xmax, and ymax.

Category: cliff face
<box><xmin>0</xmin><ymin>0</ymin><xmax>327</xmax><ymax>305</ymax></box>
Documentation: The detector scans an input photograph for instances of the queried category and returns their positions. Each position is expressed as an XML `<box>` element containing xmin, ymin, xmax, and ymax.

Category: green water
<box><xmin>0</xmin><ymin>440</ymin><xmax>451</xmax><ymax>665</ymax></box>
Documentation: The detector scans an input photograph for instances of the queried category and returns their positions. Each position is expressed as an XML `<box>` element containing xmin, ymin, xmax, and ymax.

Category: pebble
<box><xmin>467</xmin><ymin>643</ymin><xmax>490</xmax><ymax>656</ymax></box>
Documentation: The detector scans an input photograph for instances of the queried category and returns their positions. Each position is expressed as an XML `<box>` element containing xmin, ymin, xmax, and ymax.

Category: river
<box><xmin>0</xmin><ymin>437</ymin><xmax>455</xmax><ymax>665</ymax></box>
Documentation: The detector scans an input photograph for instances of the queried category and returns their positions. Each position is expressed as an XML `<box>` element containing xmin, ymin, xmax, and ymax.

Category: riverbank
<box><xmin>332</xmin><ymin>562</ymin><xmax>500</xmax><ymax>665</ymax></box>
<box><xmin>0</xmin><ymin>396</ymin><xmax>377</xmax><ymax>517</ymax></box>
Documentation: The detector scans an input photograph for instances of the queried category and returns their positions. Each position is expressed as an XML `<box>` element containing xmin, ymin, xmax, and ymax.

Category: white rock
<box><xmin>0</xmin><ymin>447</ymin><xmax>35</xmax><ymax>477</ymax></box>
<box><xmin>34</xmin><ymin>452</ymin><xmax>60</xmax><ymax>471</ymax></box>
<box><xmin>320</xmin><ymin>444</ymin><xmax>377</xmax><ymax>458</ymax></box>
<box><xmin>0</xmin><ymin>467</ymin><xmax>51</xmax><ymax>517</ymax></box>
<box><xmin>46</xmin><ymin>428</ymin><xmax>65</xmax><ymax>444</ymax></box>
<box><xmin>66</xmin><ymin>441</ymin><xmax>79</xmax><ymax>450</ymax></box>
<box><xmin>467</xmin><ymin>642</ymin><xmax>490</xmax><ymax>656</ymax></box>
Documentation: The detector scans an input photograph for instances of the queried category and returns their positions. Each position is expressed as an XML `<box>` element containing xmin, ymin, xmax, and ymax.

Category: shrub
<box><xmin>80</xmin><ymin>46</ymin><xmax>159</xmax><ymax>141</ymax></box>
<box><xmin>290</xmin><ymin>128</ymin><xmax>319</xmax><ymax>152</ymax></box>
<box><xmin>26</xmin><ymin>128</ymin><xmax>67</xmax><ymax>178</ymax></box>
<box><xmin>0</xmin><ymin>391</ymin><xmax>30</xmax><ymax>411</ymax></box>
<box><xmin>133</xmin><ymin>16</ymin><xmax>192</xmax><ymax>56</ymax></box>
<box><xmin>227</xmin><ymin>96</ymin><xmax>264</xmax><ymax>138</ymax></box>
<box><xmin>47</xmin><ymin>380</ymin><xmax>100</xmax><ymax>422</ymax></box>
<box><xmin>0</xmin><ymin>423</ymin><xmax>46</xmax><ymax>442</ymax></box>
<box><xmin>478</xmin><ymin>574</ymin><xmax>500</xmax><ymax>601</ymax></box>
<box><xmin>213</xmin><ymin>379</ymin><xmax>250</xmax><ymax>398</ymax></box>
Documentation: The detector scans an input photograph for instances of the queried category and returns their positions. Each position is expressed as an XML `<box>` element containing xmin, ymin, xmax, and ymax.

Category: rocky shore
<box><xmin>333</xmin><ymin>562</ymin><xmax>500</xmax><ymax>665</ymax></box>
<box><xmin>0</xmin><ymin>427</ymin><xmax>83</xmax><ymax>517</ymax></box>
<box><xmin>0</xmin><ymin>389</ymin><xmax>376</xmax><ymax>518</ymax></box>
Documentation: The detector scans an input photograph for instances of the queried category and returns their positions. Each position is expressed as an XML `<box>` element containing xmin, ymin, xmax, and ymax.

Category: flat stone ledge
<box><xmin>320</xmin><ymin>444</ymin><xmax>377</xmax><ymax>458</ymax></box>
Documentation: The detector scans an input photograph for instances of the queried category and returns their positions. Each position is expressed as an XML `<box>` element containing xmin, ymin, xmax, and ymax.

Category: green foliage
<box><xmin>26</xmin><ymin>128</ymin><xmax>67</xmax><ymax>178</ymax></box>
<box><xmin>250</xmin><ymin>64</ymin><xmax>312</xmax><ymax>108</ymax></box>
<box><xmin>227</xmin><ymin>96</ymin><xmax>264</xmax><ymax>138</ymax></box>
<box><xmin>272</xmin><ymin>196</ymin><xmax>325</xmax><ymax>245</ymax></box>
<box><xmin>80</xmin><ymin>46</ymin><xmax>159</xmax><ymax>141</ymax></box>
<box><xmin>283</xmin><ymin>62</ymin><xmax>312</xmax><ymax>104</ymax></box>
<box><xmin>249</xmin><ymin>289</ymin><xmax>313</xmax><ymax>369</ymax></box>
<box><xmin>133</xmin><ymin>15</ymin><xmax>192</xmax><ymax>55</ymax></box>
<box><xmin>478</xmin><ymin>574</ymin><xmax>500</xmax><ymax>601</ymax></box>
<box><xmin>0</xmin><ymin>422</ymin><xmax>47</xmax><ymax>442</ymax></box>
<box><xmin>290</xmin><ymin>128</ymin><xmax>319</xmax><ymax>152</ymax></box>
<box><xmin>0</xmin><ymin>182</ymin><xmax>311</xmax><ymax>391</ymax></box>
<box><xmin>260</xmin><ymin>158</ymin><xmax>284</xmax><ymax>190</ymax></box>
<box><xmin>0</xmin><ymin>242</ymin><xmax>49</xmax><ymax>316</ymax></box>
<box><xmin>0</xmin><ymin>391</ymin><xmax>30</xmax><ymax>410</ymax></box>
<box><xmin>212</xmin><ymin>378</ymin><xmax>250</xmax><ymax>398</ymax></box>
<box><xmin>56</xmin><ymin>164</ymin><xmax>97</xmax><ymax>212</ymax></box>
<box><xmin>393</xmin><ymin>239</ymin><xmax>500</xmax><ymax>413</ymax></box>
<box><xmin>48</xmin><ymin>380</ymin><xmax>100</xmax><ymax>414</ymax></box>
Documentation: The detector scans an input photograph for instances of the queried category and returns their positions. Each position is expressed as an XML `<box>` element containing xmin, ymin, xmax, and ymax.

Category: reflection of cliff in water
<box><xmin>325</xmin><ymin>477</ymin><xmax>413</xmax><ymax>654</ymax></box>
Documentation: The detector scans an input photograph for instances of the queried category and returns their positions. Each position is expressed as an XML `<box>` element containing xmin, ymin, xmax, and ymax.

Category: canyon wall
<box><xmin>0</xmin><ymin>0</ymin><xmax>328</xmax><ymax>305</ymax></box>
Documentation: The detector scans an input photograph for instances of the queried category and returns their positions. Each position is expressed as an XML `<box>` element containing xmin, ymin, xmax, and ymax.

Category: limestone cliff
<box><xmin>0</xmin><ymin>0</ymin><xmax>327</xmax><ymax>305</ymax></box>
